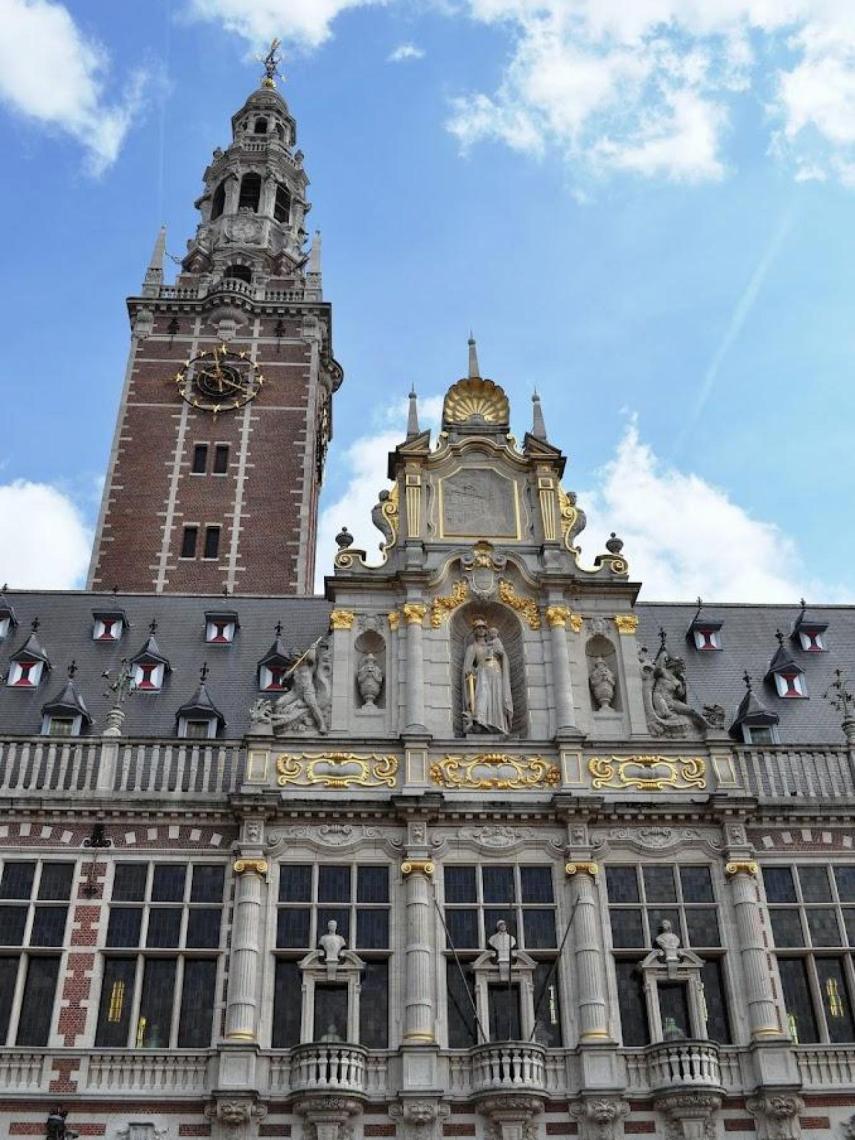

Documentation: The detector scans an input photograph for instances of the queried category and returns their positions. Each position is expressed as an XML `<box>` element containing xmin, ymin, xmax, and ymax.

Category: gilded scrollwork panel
<box><xmin>430</xmin><ymin>752</ymin><xmax>560</xmax><ymax>790</ymax></box>
<box><xmin>587</xmin><ymin>754</ymin><xmax>707</xmax><ymax>792</ymax></box>
<box><xmin>276</xmin><ymin>751</ymin><xmax>399</xmax><ymax>789</ymax></box>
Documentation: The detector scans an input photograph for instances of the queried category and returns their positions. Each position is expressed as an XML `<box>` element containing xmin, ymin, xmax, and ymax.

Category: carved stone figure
<box><xmin>640</xmin><ymin>649</ymin><xmax>711</xmax><ymax>737</ymax></box>
<box><xmin>462</xmin><ymin>619</ymin><xmax>513</xmax><ymax>735</ymax></box>
<box><xmin>356</xmin><ymin>652</ymin><xmax>383</xmax><ymax>708</ymax></box>
<box><xmin>249</xmin><ymin>641</ymin><xmax>332</xmax><ymax>736</ymax></box>
<box><xmin>371</xmin><ymin>489</ymin><xmax>394</xmax><ymax>550</ymax></box>
<box><xmin>47</xmin><ymin>1110</ymin><xmax>77</xmax><ymax>1140</ymax></box>
<box><xmin>589</xmin><ymin>657</ymin><xmax>616</xmax><ymax>710</ymax></box>
<box><xmin>488</xmin><ymin>919</ymin><xmax>516</xmax><ymax>971</ymax></box>
<box><xmin>655</xmin><ymin>919</ymin><xmax>682</xmax><ymax>966</ymax></box>
<box><xmin>319</xmin><ymin>919</ymin><xmax>346</xmax><ymax>963</ymax></box>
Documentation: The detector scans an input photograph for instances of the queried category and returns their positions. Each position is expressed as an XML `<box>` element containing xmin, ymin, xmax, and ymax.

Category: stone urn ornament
<box><xmin>357</xmin><ymin>652</ymin><xmax>383</xmax><ymax>709</ymax></box>
<box><xmin>589</xmin><ymin>657</ymin><xmax>616</xmax><ymax>710</ymax></box>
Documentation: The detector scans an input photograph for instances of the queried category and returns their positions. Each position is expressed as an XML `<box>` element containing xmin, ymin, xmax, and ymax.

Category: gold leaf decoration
<box><xmin>430</xmin><ymin>752</ymin><xmax>560</xmax><ymax>790</ymax></box>
<box><xmin>276</xmin><ymin>752</ymin><xmax>399</xmax><ymax>789</ymax></box>
<box><xmin>498</xmin><ymin>579</ymin><xmax>541</xmax><ymax>630</ymax></box>
<box><xmin>442</xmin><ymin>378</ymin><xmax>510</xmax><ymax>426</ymax></box>
<box><xmin>588</xmin><ymin>754</ymin><xmax>706</xmax><ymax>792</ymax></box>
<box><xmin>431</xmin><ymin>579</ymin><xmax>470</xmax><ymax>627</ymax></box>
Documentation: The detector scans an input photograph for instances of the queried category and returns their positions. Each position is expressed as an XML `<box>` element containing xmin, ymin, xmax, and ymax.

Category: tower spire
<box><xmin>407</xmin><ymin>386</ymin><xmax>420</xmax><ymax>439</ymax></box>
<box><xmin>468</xmin><ymin>333</ymin><xmax>480</xmax><ymax>379</ymax></box>
<box><xmin>531</xmin><ymin>389</ymin><xmax>547</xmax><ymax>440</ymax></box>
<box><xmin>142</xmin><ymin>226</ymin><xmax>166</xmax><ymax>295</ymax></box>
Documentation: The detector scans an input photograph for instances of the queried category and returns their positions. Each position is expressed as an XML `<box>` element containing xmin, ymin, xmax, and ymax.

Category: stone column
<box><xmin>224</xmin><ymin>857</ymin><xmax>269</xmax><ymax>1042</ymax></box>
<box><xmin>565</xmin><ymin>863</ymin><xmax>611</xmax><ymax>1043</ymax></box>
<box><xmin>545</xmin><ymin>606</ymin><xmax>580</xmax><ymax>735</ymax></box>
<box><xmin>224</xmin><ymin>173</ymin><xmax>240</xmax><ymax>215</ymax></box>
<box><xmin>328</xmin><ymin>609</ymin><xmax>355</xmax><ymax>732</ymax></box>
<box><xmin>724</xmin><ymin>861</ymin><xmax>785</xmax><ymax>1041</ymax></box>
<box><xmin>403</xmin><ymin>603</ymin><xmax>428</xmax><ymax>733</ymax></box>
<box><xmin>401</xmin><ymin>859</ymin><xmax>437</xmax><ymax>1045</ymax></box>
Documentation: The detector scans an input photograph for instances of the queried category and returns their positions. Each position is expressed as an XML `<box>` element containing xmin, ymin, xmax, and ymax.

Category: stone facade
<box><xmin>6</xmin><ymin>59</ymin><xmax>855</xmax><ymax>1140</ymax></box>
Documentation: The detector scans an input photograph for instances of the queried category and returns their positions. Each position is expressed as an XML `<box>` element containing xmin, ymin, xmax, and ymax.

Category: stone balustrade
<box><xmin>470</xmin><ymin>1042</ymin><xmax>546</xmax><ymax>1094</ymax></box>
<box><xmin>796</xmin><ymin>1045</ymin><xmax>855</xmax><ymax>1087</ymax></box>
<box><xmin>736</xmin><ymin>745</ymin><xmax>855</xmax><ymax>798</ymax></box>
<box><xmin>645</xmin><ymin>1040</ymin><xmax>722</xmax><ymax>1092</ymax></box>
<box><xmin>289</xmin><ymin>1043</ymin><xmax>368</xmax><ymax>1096</ymax></box>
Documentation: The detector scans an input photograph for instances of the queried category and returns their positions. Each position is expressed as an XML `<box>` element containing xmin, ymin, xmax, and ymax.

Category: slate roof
<box><xmin>0</xmin><ymin>591</ymin><xmax>331</xmax><ymax>739</ymax></box>
<box><xmin>0</xmin><ymin>592</ymin><xmax>852</xmax><ymax>744</ymax></box>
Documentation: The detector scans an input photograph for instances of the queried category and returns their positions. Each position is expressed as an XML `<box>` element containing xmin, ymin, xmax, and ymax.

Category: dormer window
<box><xmin>92</xmin><ymin>611</ymin><xmax>126</xmax><ymax>642</ymax></box>
<box><xmin>47</xmin><ymin>717</ymin><xmax>76</xmax><ymax>737</ymax></box>
<box><xmin>205</xmin><ymin>612</ymin><xmax>238</xmax><ymax>644</ymax></box>
<box><xmin>686</xmin><ymin>603</ymin><xmax>722</xmax><ymax>651</ymax></box>
<box><xmin>731</xmin><ymin>672</ymin><xmax>781</xmax><ymax>744</ymax></box>
<box><xmin>8</xmin><ymin>658</ymin><xmax>44</xmax><ymax>688</ymax></box>
<box><xmin>134</xmin><ymin>661</ymin><xmax>164</xmax><ymax>691</ymax></box>
<box><xmin>258</xmin><ymin>624</ymin><xmax>290</xmax><ymax>691</ymax></box>
<box><xmin>176</xmin><ymin>667</ymin><xmax>225</xmax><ymax>740</ymax></box>
<box><xmin>130</xmin><ymin>624</ymin><xmax>171</xmax><ymax>693</ymax></box>
<box><xmin>40</xmin><ymin>665</ymin><xmax>91</xmax><ymax>737</ymax></box>
<box><xmin>6</xmin><ymin>624</ymin><xmax>50</xmax><ymax>689</ymax></box>
<box><xmin>260</xmin><ymin>664</ymin><xmax>287</xmax><ymax>691</ymax></box>
<box><xmin>793</xmin><ymin>603</ymin><xmax>828</xmax><ymax>653</ymax></box>
<box><xmin>765</xmin><ymin>631</ymin><xmax>807</xmax><ymax>699</ymax></box>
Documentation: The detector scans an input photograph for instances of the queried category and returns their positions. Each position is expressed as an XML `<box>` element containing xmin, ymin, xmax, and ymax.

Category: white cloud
<box><xmin>388</xmin><ymin>43</ymin><xmax>425</xmax><ymax>62</ymax></box>
<box><xmin>580</xmin><ymin>420</ymin><xmax>834</xmax><ymax>602</ymax></box>
<box><xmin>447</xmin><ymin>1</ymin><xmax>855</xmax><ymax>185</ymax></box>
<box><xmin>0</xmin><ymin>480</ymin><xmax>92</xmax><ymax>589</ymax></box>
<box><xmin>0</xmin><ymin>0</ymin><xmax>145</xmax><ymax>174</ymax></box>
<box><xmin>184</xmin><ymin>0</ymin><xmax>389</xmax><ymax>50</ymax></box>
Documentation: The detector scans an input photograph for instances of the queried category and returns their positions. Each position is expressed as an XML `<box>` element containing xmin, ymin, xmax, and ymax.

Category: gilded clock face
<box><xmin>175</xmin><ymin>344</ymin><xmax>263</xmax><ymax>413</ymax></box>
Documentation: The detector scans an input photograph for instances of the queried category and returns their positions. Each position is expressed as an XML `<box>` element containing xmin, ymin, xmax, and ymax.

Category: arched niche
<box><xmin>450</xmin><ymin>601</ymin><xmax>527</xmax><ymax>737</ymax></box>
<box><xmin>586</xmin><ymin>633</ymin><xmax>621</xmax><ymax>712</ymax></box>
<box><xmin>354</xmin><ymin>629</ymin><xmax>386</xmax><ymax>710</ymax></box>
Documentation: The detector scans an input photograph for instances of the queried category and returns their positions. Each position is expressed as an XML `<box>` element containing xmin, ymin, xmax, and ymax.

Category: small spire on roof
<box><xmin>743</xmin><ymin>670</ymin><xmax>752</xmax><ymax>691</ymax></box>
<box><xmin>200</xmin><ymin>662</ymin><xmax>210</xmax><ymax>684</ymax></box>
<box><xmin>531</xmin><ymin>390</ymin><xmax>547</xmax><ymax>440</ymax></box>
<box><xmin>407</xmin><ymin>385</ymin><xmax>420</xmax><ymax>438</ymax></box>
<box><xmin>260</xmin><ymin>38</ymin><xmax>282</xmax><ymax>88</ymax></box>
<box><xmin>775</xmin><ymin>629</ymin><xmax>784</xmax><ymax>648</ymax></box>
<box><xmin>67</xmin><ymin>660</ymin><xmax>77</xmax><ymax>680</ymax></box>
<box><xmin>468</xmin><ymin>332</ymin><xmax>480</xmax><ymax>379</ymax></box>
<box><xmin>149</xmin><ymin>618</ymin><xmax>158</xmax><ymax>635</ymax></box>
<box><xmin>274</xmin><ymin>620</ymin><xmax>283</xmax><ymax>637</ymax></box>
<box><xmin>31</xmin><ymin>618</ymin><xmax>40</xmax><ymax>633</ymax></box>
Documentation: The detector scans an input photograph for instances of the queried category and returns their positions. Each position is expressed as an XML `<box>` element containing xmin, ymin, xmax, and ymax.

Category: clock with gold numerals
<box><xmin>174</xmin><ymin>343</ymin><xmax>263</xmax><ymax>414</ymax></box>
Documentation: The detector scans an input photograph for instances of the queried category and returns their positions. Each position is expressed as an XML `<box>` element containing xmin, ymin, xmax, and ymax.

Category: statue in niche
<box><xmin>654</xmin><ymin>919</ymin><xmax>682</xmax><ymax>967</ymax></box>
<box><xmin>589</xmin><ymin>657</ymin><xmax>616</xmax><ymax>710</ymax></box>
<box><xmin>371</xmin><ymin>489</ymin><xmax>394</xmax><ymax>549</ymax></box>
<box><xmin>356</xmin><ymin>652</ymin><xmax>383</xmax><ymax>709</ymax></box>
<box><xmin>488</xmin><ymin>919</ymin><xmax>516</xmax><ymax>980</ymax></box>
<box><xmin>319</xmin><ymin>919</ymin><xmax>347</xmax><ymax>963</ymax></box>
<box><xmin>462</xmin><ymin>619</ymin><xmax>513</xmax><ymax>735</ymax></box>
<box><xmin>249</xmin><ymin>640</ymin><xmax>331</xmax><ymax>736</ymax></box>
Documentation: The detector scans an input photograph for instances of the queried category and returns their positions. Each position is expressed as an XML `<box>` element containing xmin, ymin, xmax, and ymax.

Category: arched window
<box><xmin>238</xmin><ymin>172</ymin><xmax>261</xmax><ymax>212</ymax></box>
<box><xmin>275</xmin><ymin>123</ymin><xmax>285</xmax><ymax>142</ymax></box>
<box><xmin>274</xmin><ymin>184</ymin><xmax>291</xmax><ymax>224</ymax></box>
<box><xmin>224</xmin><ymin>265</ymin><xmax>252</xmax><ymax>284</ymax></box>
<box><xmin>254</xmin><ymin>117</ymin><xmax>268</xmax><ymax>134</ymax></box>
<box><xmin>211</xmin><ymin>181</ymin><xmax>226</xmax><ymax>220</ymax></box>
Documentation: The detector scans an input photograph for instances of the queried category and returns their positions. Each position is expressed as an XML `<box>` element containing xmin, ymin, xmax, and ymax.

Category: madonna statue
<box><xmin>462</xmin><ymin>619</ymin><xmax>513</xmax><ymax>735</ymax></box>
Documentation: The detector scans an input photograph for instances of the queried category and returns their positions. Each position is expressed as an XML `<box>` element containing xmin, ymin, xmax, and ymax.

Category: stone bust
<box><xmin>488</xmin><ymin>919</ymin><xmax>516</xmax><ymax>967</ymax></box>
<box><xmin>319</xmin><ymin>919</ymin><xmax>346</xmax><ymax>963</ymax></box>
<box><xmin>655</xmin><ymin>919</ymin><xmax>681</xmax><ymax>965</ymax></box>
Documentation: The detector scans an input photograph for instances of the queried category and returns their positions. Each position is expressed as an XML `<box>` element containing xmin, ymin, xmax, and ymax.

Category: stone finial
<box><xmin>468</xmin><ymin>332</ymin><xmax>480</xmax><ymax>378</ymax></box>
<box><xmin>605</xmin><ymin>532</ymin><xmax>623</xmax><ymax>554</ymax></box>
<box><xmin>407</xmin><ymin>385</ymin><xmax>420</xmax><ymax>438</ymax></box>
<box><xmin>335</xmin><ymin>526</ymin><xmax>354</xmax><ymax>550</ymax></box>
<box><xmin>531</xmin><ymin>390</ymin><xmax>547</xmax><ymax>440</ymax></box>
<box><xmin>143</xmin><ymin>226</ymin><xmax>166</xmax><ymax>293</ymax></box>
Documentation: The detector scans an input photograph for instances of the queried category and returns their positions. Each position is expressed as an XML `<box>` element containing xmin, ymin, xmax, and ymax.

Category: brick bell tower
<box><xmin>88</xmin><ymin>46</ymin><xmax>343</xmax><ymax>596</ymax></box>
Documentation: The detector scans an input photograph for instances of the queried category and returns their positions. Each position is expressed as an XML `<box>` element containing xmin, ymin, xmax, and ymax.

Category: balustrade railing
<box><xmin>736</xmin><ymin>746</ymin><xmax>855</xmax><ymax>799</ymax></box>
<box><xmin>0</xmin><ymin>1050</ymin><xmax>48</xmax><ymax>1090</ymax></box>
<box><xmin>84</xmin><ymin>1051</ymin><xmax>213</xmax><ymax>1093</ymax></box>
<box><xmin>796</xmin><ymin>1046</ymin><xmax>855</xmax><ymax>1087</ymax></box>
<box><xmin>645</xmin><ymin>1040</ymin><xmax>722</xmax><ymax>1091</ymax></box>
<box><xmin>289</xmin><ymin>1043</ymin><xmax>367</xmax><ymax>1095</ymax></box>
<box><xmin>0</xmin><ymin>738</ymin><xmax>243</xmax><ymax>797</ymax></box>
<box><xmin>470</xmin><ymin>1042</ymin><xmax>546</xmax><ymax>1093</ymax></box>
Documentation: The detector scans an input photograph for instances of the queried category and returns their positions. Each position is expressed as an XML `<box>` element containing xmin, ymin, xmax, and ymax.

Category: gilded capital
<box><xmin>233</xmin><ymin>858</ymin><xmax>269</xmax><ymax>878</ymax></box>
<box><xmin>568</xmin><ymin>612</ymin><xmax>583</xmax><ymax>633</ymax></box>
<box><xmin>613</xmin><ymin>614</ymin><xmax>639</xmax><ymax>635</ymax></box>
<box><xmin>402</xmin><ymin>602</ymin><xmax>427</xmax><ymax>626</ymax></box>
<box><xmin>546</xmin><ymin>605</ymin><xmax>570</xmax><ymax>629</ymax></box>
<box><xmin>565</xmin><ymin>861</ymin><xmax>599</xmax><ymax>877</ymax></box>
<box><xmin>329</xmin><ymin>609</ymin><xmax>356</xmax><ymax>631</ymax></box>
<box><xmin>725</xmin><ymin>860</ymin><xmax>759</xmax><ymax>878</ymax></box>
<box><xmin>388</xmin><ymin>610</ymin><xmax>401</xmax><ymax>632</ymax></box>
<box><xmin>401</xmin><ymin>860</ymin><xmax>435</xmax><ymax>877</ymax></box>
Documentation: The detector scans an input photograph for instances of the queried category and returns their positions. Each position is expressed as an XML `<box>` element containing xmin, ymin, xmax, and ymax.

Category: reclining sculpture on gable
<box><xmin>639</xmin><ymin>630</ymin><xmax>725</xmax><ymax>737</ymax></box>
<box><xmin>249</xmin><ymin>639</ymin><xmax>332</xmax><ymax>736</ymax></box>
<box><xmin>462</xmin><ymin>618</ymin><xmax>513</xmax><ymax>736</ymax></box>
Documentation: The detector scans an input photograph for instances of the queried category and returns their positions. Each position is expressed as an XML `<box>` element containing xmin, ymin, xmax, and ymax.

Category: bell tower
<box><xmin>88</xmin><ymin>45</ymin><xmax>342</xmax><ymax>596</ymax></box>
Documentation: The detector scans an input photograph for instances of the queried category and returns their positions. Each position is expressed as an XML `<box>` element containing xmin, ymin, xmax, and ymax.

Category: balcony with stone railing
<box><xmin>289</xmin><ymin>1043</ymin><xmax>368</xmax><ymax>1097</ymax></box>
<box><xmin>643</xmin><ymin>1040</ymin><xmax>723</xmax><ymax>1093</ymax></box>
<box><xmin>735</xmin><ymin>745</ymin><xmax>855</xmax><ymax>799</ymax></box>
<box><xmin>469</xmin><ymin>1042</ymin><xmax>547</xmax><ymax>1096</ymax></box>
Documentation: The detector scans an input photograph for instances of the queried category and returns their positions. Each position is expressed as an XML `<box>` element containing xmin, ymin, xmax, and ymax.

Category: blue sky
<box><xmin>1</xmin><ymin>0</ymin><xmax>855</xmax><ymax>601</ymax></box>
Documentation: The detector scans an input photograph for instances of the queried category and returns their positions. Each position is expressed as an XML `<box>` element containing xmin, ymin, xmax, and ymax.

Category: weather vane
<box><xmin>260</xmin><ymin>38</ymin><xmax>282</xmax><ymax>88</ymax></box>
